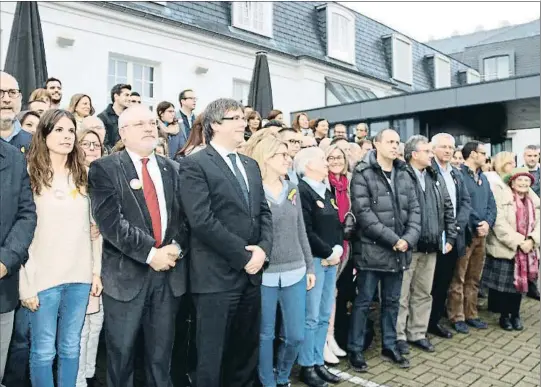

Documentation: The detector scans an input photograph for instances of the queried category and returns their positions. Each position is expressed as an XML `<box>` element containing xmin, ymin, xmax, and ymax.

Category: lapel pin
<box><xmin>316</xmin><ymin>200</ymin><xmax>325</xmax><ymax>209</ymax></box>
<box><xmin>130</xmin><ymin>179</ymin><xmax>142</xmax><ymax>190</ymax></box>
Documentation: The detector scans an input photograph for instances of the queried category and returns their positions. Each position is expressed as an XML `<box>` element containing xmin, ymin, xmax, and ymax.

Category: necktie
<box><xmin>227</xmin><ymin>153</ymin><xmax>249</xmax><ymax>207</ymax></box>
<box><xmin>141</xmin><ymin>158</ymin><xmax>162</xmax><ymax>247</ymax></box>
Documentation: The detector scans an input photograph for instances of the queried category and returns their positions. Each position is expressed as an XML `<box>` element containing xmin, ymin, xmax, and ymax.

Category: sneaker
<box><xmin>452</xmin><ymin>321</ymin><xmax>469</xmax><ymax>334</ymax></box>
<box><xmin>466</xmin><ymin>318</ymin><xmax>488</xmax><ymax>329</ymax></box>
<box><xmin>396</xmin><ymin>340</ymin><xmax>410</xmax><ymax>355</ymax></box>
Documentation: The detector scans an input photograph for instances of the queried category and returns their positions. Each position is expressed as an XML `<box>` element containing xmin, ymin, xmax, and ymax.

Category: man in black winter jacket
<box><xmin>347</xmin><ymin>129</ymin><xmax>421</xmax><ymax>371</ymax></box>
<box><xmin>396</xmin><ymin>135</ymin><xmax>457</xmax><ymax>356</ymax></box>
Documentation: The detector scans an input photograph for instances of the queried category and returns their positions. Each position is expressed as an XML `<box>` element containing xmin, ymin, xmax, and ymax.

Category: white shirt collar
<box><xmin>125</xmin><ymin>148</ymin><xmax>157</xmax><ymax>166</ymax></box>
<box><xmin>210</xmin><ymin>141</ymin><xmax>238</xmax><ymax>160</ymax></box>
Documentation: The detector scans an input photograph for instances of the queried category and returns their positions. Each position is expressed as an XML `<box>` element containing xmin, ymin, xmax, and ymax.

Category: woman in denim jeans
<box><xmin>19</xmin><ymin>110</ymin><xmax>102</xmax><ymax>387</ymax></box>
<box><xmin>245</xmin><ymin>132</ymin><xmax>315</xmax><ymax>387</ymax></box>
<box><xmin>295</xmin><ymin>147</ymin><xmax>344</xmax><ymax>387</ymax></box>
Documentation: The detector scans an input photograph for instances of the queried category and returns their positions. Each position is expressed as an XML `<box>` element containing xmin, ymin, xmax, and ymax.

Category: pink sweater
<box><xmin>19</xmin><ymin>175</ymin><xmax>101</xmax><ymax>300</ymax></box>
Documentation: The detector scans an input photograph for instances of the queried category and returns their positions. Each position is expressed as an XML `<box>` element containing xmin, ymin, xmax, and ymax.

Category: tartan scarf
<box><xmin>328</xmin><ymin>173</ymin><xmax>350</xmax><ymax>261</ymax></box>
<box><xmin>514</xmin><ymin>192</ymin><xmax>539</xmax><ymax>293</ymax></box>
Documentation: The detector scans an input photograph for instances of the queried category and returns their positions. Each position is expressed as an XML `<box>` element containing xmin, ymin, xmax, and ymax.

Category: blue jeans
<box><xmin>29</xmin><ymin>283</ymin><xmax>90</xmax><ymax>387</ymax></box>
<box><xmin>259</xmin><ymin>277</ymin><xmax>306</xmax><ymax>386</ymax></box>
<box><xmin>2</xmin><ymin>305</ymin><xmax>31</xmax><ymax>387</ymax></box>
<box><xmin>348</xmin><ymin>270</ymin><xmax>403</xmax><ymax>352</ymax></box>
<box><xmin>298</xmin><ymin>259</ymin><xmax>337</xmax><ymax>367</ymax></box>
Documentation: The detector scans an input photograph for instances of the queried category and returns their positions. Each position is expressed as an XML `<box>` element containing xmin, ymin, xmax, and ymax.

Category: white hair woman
<box><xmin>295</xmin><ymin>147</ymin><xmax>343</xmax><ymax>385</ymax></box>
<box><xmin>244</xmin><ymin>132</ymin><xmax>315</xmax><ymax>387</ymax></box>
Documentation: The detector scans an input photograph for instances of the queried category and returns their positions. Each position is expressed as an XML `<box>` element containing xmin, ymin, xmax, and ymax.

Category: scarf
<box><xmin>514</xmin><ymin>192</ymin><xmax>539</xmax><ymax>293</ymax></box>
<box><xmin>328</xmin><ymin>173</ymin><xmax>350</xmax><ymax>261</ymax></box>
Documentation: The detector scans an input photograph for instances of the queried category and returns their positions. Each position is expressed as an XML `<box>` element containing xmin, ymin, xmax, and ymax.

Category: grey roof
<box><xmin>93</xmin><ymin>1</ymin><xmax>472</xmax><ymax>92</ymax></box>
<box><xmin>426</xmin><ymin>19</ymin><xmax>540</xmax><ymax>54</ymax></box>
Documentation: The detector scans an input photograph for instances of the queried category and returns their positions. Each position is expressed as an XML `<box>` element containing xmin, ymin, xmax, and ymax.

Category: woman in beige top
<box><xmin>20</xmin><ymin>109</ymin><xmax>102</xmax><ymax>387</ymax></box>
<box><xmin>68</xmin><ymin>94</ymin><xmax>95</xmax><ymax>131</ymax></box>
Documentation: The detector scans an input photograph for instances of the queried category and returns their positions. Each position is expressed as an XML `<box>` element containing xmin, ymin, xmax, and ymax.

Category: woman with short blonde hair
<box><xmin>246</xmin><ymin>135</ymin><xmax>315</xmax><ymax>387</ymax></box>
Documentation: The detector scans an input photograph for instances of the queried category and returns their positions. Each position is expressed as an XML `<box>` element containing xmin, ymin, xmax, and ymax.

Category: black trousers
<box><xmin>171</xmin><ymin>294</ymin><xmax>197</xmax><ymax>387</ymax></box>
<box><xmin>489</xmin><ymin>289</ymin><xmax>522</xmax><ymax>317</ymax></box>
<box><xmin>429</xmin><ymin>249</ymin><xmax>459</xmax><ymax>327</ymax></box>
<box><xmin>103</xmin><ymin>272</ymin><xmax>181</xmax><ymax>387</ymax></box>
<box><xmin>192</xmin><ymin>281</ymin><xmax>261</xmax><ymax>387</ymax></box>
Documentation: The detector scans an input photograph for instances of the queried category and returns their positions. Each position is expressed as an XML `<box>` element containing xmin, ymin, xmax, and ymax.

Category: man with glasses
<box><xmin>278</xmin><ymin>127</ymin><xmax>302</xmax><ymax>183</ymax></box>
<box><xmin>396</xmin><ymin>136</ymin><xmax>457</xmax><ymax>355</ymax></box>
<box><xmin>88</xmin><ymin>105</ymin><xmax>189</xmax><ymax>387</ymax></box>
<box><xmin>0</xmin><ymin>72</ymin><xmax>32</xmax><ymax>153</ymax></box>
<box><xmin>177</xmin><ymin>98</ymin><xmax>273</xmax><ymax>387</ymax></box>
<box><xmin>447</xmin><ymin>141</ymin><xmax>496</xmax><ymax>334</ymax></box>
<box><xmin>177</xmin><ymin>89</ymin><xmax>197</xmax><ymax>139</ymax></box>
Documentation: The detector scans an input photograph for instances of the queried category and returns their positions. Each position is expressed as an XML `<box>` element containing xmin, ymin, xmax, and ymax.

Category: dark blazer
<box><xmin>0</xmin><ymin>140</ymin><xmax>37</xmax><ymax>313</ymax></box>
<box><xmin>88</xmin><ymin>150</ymin><xmax>189</xmax><ymax>302</ymax></box>
<box><xmin>177</xmin><ymin>145</ymin><xmax>273</xmax><ymax>294</ymax></box>
<box><xmin>7</xmin><ymin>128</ymin><xmax>32</xmax><ymax>154</ymax></box>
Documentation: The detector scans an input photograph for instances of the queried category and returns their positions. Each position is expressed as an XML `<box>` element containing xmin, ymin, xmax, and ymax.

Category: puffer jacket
<box><xmin>350</xmin><ymin>151</ymin><xmax>421</xmax><ymax>272</ymax></box>
<box><xmin>404</xmin><ymin>165</ymin><xmax>457</xmax><ymax>254</ymax></box>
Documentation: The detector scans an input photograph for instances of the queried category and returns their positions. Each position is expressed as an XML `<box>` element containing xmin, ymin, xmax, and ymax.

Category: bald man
<box><xmin>88</xmin><ymin>105</ymin><xmax>189</xmax><ymax>387</ymax></box>
<box><xmin>0</xmin><ymin>72</ymin><xmax>32</xmax><ymax>153</ymax></box>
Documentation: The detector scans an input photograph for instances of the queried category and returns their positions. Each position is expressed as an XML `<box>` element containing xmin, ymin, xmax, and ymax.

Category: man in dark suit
<box><xmin>88</xmin><ymin>105</ymin><xmax>189</xmax><ymax>387</ymax></box>
<box><xmin>178</xmin><ymin>98</ymin><xmax>273</xmax><ymax>387</ymax></box>
<box><xmin>0</xmin><ymin>139</ymin><xmax>37</xmax><ymax>385</ymax></box>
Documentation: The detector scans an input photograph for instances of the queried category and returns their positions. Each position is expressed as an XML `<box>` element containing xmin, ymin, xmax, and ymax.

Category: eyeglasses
<box><xmin>0</xmin><ymin>89</ymin><xmax>21</xmax><ymax>99</ymax></box>
<box><xmin>328</xmin><ymin>155</ymin><xmax>345</xmax><ymax>162</ymax></box>
<box><xmin>302</xmin><ymin>145</ymin><xmax>316</xmax><ymax>149</ymax></box>
<box><xmin>287</xmin><ymin>139</ymin><xmax>302</xmax><ymax>146</ymax></box>
<box><xmin>80</xmin><ymin>141</ymin><xmax>102</xmax><ymax>150</ymax></box>
<box><xmin>273</xmin><ymin>152</ymin><xmax>290</xmax><ymax>160</ymax></box>
<box><xmin>222</xmin><ymin>116</ymin><xmax>246</xmax><ymax>123</ymax></box>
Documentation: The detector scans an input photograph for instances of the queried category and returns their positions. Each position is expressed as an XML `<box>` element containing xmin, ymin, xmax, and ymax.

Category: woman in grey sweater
<box><xmin>245</xmin><ymin>132</ymin><xmax>315</xmax><ymax>387</ymax></box>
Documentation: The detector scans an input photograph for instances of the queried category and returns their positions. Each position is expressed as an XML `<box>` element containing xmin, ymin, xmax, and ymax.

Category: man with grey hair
<box><xmin>522</xmin><ymin>144</ymin><xmax>540</xmax><ymax>300</ymax></box>
<box><xmin>396</xmin><ymin>135</ymin><xmax>457</xmax><ymax>355</ymax></box>
<box><xmin>0</xmin><ymin>71</ymin><xmax>32</xmax><ymax>153</ymax></box>
<box><xmin>428</xmin><ymin>133</ymin><xmax>472</xmax><ymax>339</ymax></box>
<box><xmin>177</xmin><ymin>98</ymin><xmax>273</xmax><ymax>387</ymax></box>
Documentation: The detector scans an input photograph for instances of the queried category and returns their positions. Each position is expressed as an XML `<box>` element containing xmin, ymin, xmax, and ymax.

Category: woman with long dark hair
<box><xmin>156</xmin><ymin>101</ymin><xmax>182</xmax><ymax>158</ymax></box>
<box><xmin>20</xmin><ymin>109</ymin><xmax>102</xmax><ymax>387</ymax></box>
<box><xmin>174</xmin><ymin>113</ymin><xmax>206</xmax><ymax>160</ymax></box>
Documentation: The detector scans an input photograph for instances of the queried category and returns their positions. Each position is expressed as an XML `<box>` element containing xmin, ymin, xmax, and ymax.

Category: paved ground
<box><xmin>288</xmin><ymin>296</ymin><xmax>540</xmax><ymax>387</ymax></box>
<box><xmin>94</xmin><ymin>296</ymin><xmax>539</xmax><ymax>387</ymax></box>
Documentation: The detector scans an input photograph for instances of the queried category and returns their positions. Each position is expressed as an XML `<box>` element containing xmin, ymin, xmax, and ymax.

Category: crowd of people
<box><xmin>0</xmin><ymin>69</ymin><xmax>540</xmax><ymax>387</ymax></box>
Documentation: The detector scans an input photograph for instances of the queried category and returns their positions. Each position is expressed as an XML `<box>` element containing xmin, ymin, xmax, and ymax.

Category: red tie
<box><xmin>141</xmin><ymin>158</ymin><xmax>162</xmax><ymax>247</ymax></box>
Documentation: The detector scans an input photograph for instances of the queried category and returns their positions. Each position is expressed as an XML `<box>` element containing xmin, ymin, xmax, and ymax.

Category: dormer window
<box><xmin>466</xmin><ymin>68</ymin><xmax>481</xmax><ymax>84</ymax></box>
<box><xmin>232</xmin><ymin>2</ymin><xmax>273</xmax><ymax>38</ymax></box>
<box><xmin>326</xmin><ymin>4</ymin><xmax>355</xmax><ymax>64</ymax></box>
<box><xmin>434</xmin><ymin>54</ymin><xmax>451</xmax><ymax>88</ymax></box>
<box><xmin>391</xmin><ymin>34</ymin><xmax>413</xmax><ymax>85</ymax></box>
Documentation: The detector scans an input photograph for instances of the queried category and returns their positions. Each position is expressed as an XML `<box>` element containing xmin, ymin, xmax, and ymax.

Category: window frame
<box><xmin>466</xmin><ymin>68</ymin><xmax>481</xmax><ymax>84</ymax></box>
<box><xmin>232</xmin><ymin>79</ymin><xmax>251</xmax><ymax>105</ymax></box>
<box><xmin>231</xmin><ymin>2</ymin><xmax>274</xmax><ymax>38</ymax></box>
<box><xmin>108</xmin><ymin>56</ymin><xmax>158</xmax><ymax>109</ymax></box>
<box><xmin>433</xmin><ymin>53</ymin><xmax>451</xmax><ymax>89</ymax></box>
<box><xmin>391</xmin><ymin>34</ymin><xmax>413</xmax><ymax>85</ymax></box>
<box><xmin>326</xmin><ymin>4</ymin><xmax>356</xmax><ymax>65</ymax></box>
<box><xmin>482</xmin><ymin>55</ymin><xmax>511</xmax><ymax>81</ymax></box>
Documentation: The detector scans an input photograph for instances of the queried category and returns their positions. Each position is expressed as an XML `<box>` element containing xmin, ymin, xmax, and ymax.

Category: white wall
<box><xmin>0</xmin><ymin>1</ymin><xmax>395</xmax><ymax>124</ymax></box>
<box><xmin>508</xmin><ymin>128</ymin><xmax>541</xmax><ymax>166</ymax></box>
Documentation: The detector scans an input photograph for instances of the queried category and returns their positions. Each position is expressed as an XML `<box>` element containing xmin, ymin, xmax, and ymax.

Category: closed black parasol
<box><xmin>248</xmin><ymin>51</ymin><xmax>273</xmax><ymax>118</ymax></box>
<box><xmin>4</xmin><ymin>1</ymin><xmax>48</xmax><ymax>104</ymax></box>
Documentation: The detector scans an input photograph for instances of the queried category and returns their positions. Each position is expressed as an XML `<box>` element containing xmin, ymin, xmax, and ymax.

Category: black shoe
<box><xmin>499</xmin><ymin>315</ymin><xmax>513</xmax><ymax>331</ymax></box>
<box><xmin>86</xmin><ymin>377</ymin><xmax>96</xmax><ymax>387</ymax></box>
<box><xmin>409</xmin><ymin>338</ymin><xmax>435</xmax><ymax>352</ymax></box>
<box><xmin>381</xmin><ymin>347</ymin><xmax>410</xmax><ymax>368</ymax></box>
<box><xmin>348</xmin><ymin>351</ymin><xmax>368</xmax><ymax>373</ymax></box>
<box><xmin>527</xmin><ymin>289</ymin><xmax>540</xmax><ymax>300</ymax></box>
<box><xmin>466</xmin><ymin>318</ymin><xmax>488</xmax><ymax>329</ymax></box>
<box><xmin>428</xmin><ymin>323</ymin><xmax>453</xmax><ymax>339</ymax></box>
<box><xmin>511</xmin><ymin>316</ymin><xmax>524</xmax><ymax>331</ymax></box>
<box><xmin>452</xmin><ymin>321</ymin><xmax>469</xmax><ymax>334</ymax></box>
<box><xmin>300</xmin><ymin>367</ymin><xmax>328</xmax><ymax>387</ymax></box>
<box><xmin>396</xmin><ymin>340</ymin><xmax>410</xmax><ymax>355</ymax></box>
<box><xmin>314</xmin><ymin>365</ymin><xmax>341</xmax><ymax>384</ymax></box>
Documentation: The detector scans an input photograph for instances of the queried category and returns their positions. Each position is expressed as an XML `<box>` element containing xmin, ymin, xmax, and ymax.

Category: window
<box><xmin>434</xmin><ymin>54</ymin><xmax>451</xmax><ymax>88</ymax></box>
<box><xmin>483</xmin><ymin>56</ymin><xmax>510</xmax><ymax>81</ymax></box>
<box><xmin>233</xmin><ymin>79</ymin><xmax>250</xmax><ymax>105</ymax></box>
<box><xmin>232</xmin><ymin>2</ymin><xmax>273</xmax><ymax>38</ymax></box>
<box><xmin>108</xmin><ymin>57</ymin><xmax>157</xmax><ymax>109</ymax></box>
<box><xmin>466</xmin><ymin>68</ymin><xmax>481</xmax><ymax>84</ymax></box>
<box><xmin>369</xmin><ymin>121</ymin><xmax>390</xmax><ymax>137</ymax></box>
<box><xmin>325</xmin><ymin>79</ymin><xmax>376</xmax><ymax>106</ymax></box>
<box><xmin>391</xmin><ymin>35</ymin><xmax>413</xmax><ymax>85</ymax></box>
<box><xmin>326</xmin><ymin>4</ymin><xmax>356</xmax><ymax>64</ymax></box>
